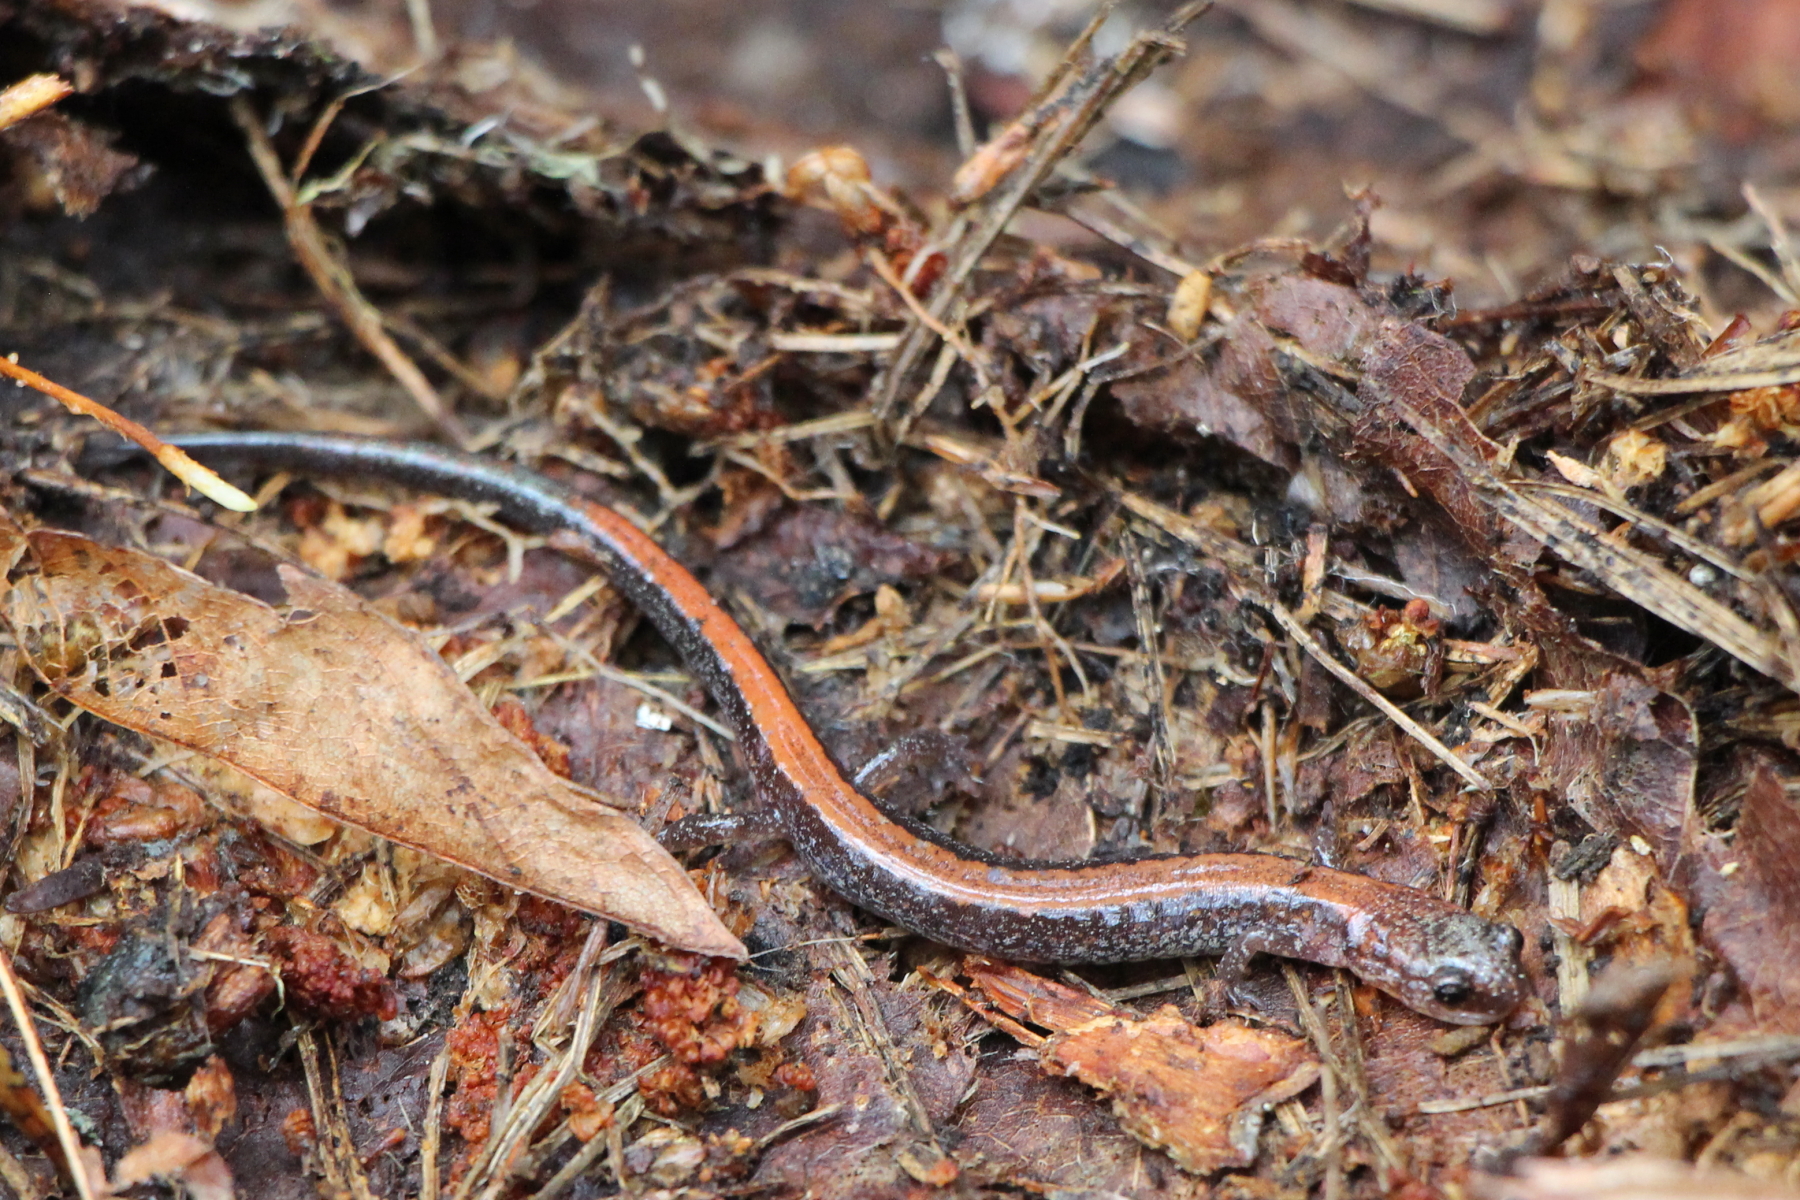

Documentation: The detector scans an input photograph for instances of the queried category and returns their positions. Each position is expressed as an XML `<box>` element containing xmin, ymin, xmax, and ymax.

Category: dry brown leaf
<box><xmin>0</xmin><ymin>519</ymin><xmax>744</xmax><ymax>960</ymax></box>
<box><xmin>1692</xmin><ymin>762</ymin><xmax>1800</xmax><ymax>1034</ymax></box>
<box><xmin>958</xmin><ymin>960</ymin><xmax>1318</xmax><ymax>1174</ymax></box>
<box><xmin>0</xmin><ymin>1039</ymin><xmax>65</xmax><ymax>1172</ymax></box>
<box><xmin>111</xmin><ymin>1131</ymin><xmax>235</xmax><ymax>1200</ymax></box>
<box><xmin>1603</xmin><ymin>430</ymin><xmax>1669</xmax><ymax>491</ymax></box>
<box><xmin>1476</xmin><ymin>1154</ymin><xmax>1800</xmax><ymax>1200</ymax></box>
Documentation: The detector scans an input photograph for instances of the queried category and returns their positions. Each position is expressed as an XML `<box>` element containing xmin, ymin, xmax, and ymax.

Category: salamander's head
<box><xmin>1379</xmin><ymin>910</ymin><xmax>1528</xmax><ymax>1024</ymax></box>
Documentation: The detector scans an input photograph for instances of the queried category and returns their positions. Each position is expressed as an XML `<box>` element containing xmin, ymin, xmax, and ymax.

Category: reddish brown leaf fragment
<box><xmin>961</xmin><ymin>960</ymin><xmax>1317</xmax><ymax>1174</ymax></box>
<box><xmin>1111</xmin><ymin>317</ymin><xmax>1295</xmax><ymax>470</ymax></box>
<box><xmin>0</xmin><ymin>1040</ymin><xmax>68</xmax><ymax>1174</ymax></box>
<box><xmin>183</xmin><ymin>1056</ymin><xmax>238</xmax><ymax>1141</ymax></box>
<box><xmin>112</xmin><ymin>1131</ymin><xmax>234</xmax><ymax>1200</ymax></box>
<box><xmin>1694</xmin><ymin>763</ymin><xmax>1800</xmax><ymax>1033</ymax></box>
<box><xmin>1</xmin><ymin>111</ymin><xmax>139</xmax><ymax>216</ymax></box>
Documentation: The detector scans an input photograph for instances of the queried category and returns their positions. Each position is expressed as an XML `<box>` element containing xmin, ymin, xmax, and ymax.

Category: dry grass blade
<box><xmin>1420</xmin><ymin>1036</ymin><xmax>1800</xmax><ymax>1116</ymax></box>
<box><xmin>1224</xmin><ymin>0</ymin><xmax>1498</xmax><ymax>143</ymax></box>
<box><xmin>0</xmin><ymin>74</ymin><xmax>71</xmax><ymax>132</ymax></box>
<box><xmin>298</xmin><ymin>1030</ymin><xmax>377</xmax><ymax>1200</ymax></box>
<box><xmin>1260</xmin><ymin>597</ymin><xmax>1489</xmax><ymax>790</ymax></box>
<box><xmin>1590</xmin><ymin>366</ymin><xmax>1800</xmax><ymax>394</ymax></box>
<box><xmin>826</xmin><ymin>942</ymin><xmax>954</xmax><ymax>1175</ymax></box>
<box><xmin>1341</xmin><ymin>0</ymin><xmax>1510</xmax><ymax>35</ymax></box>
<box><xmin>418</xmin><ymin>968</ymin><xmax>483</xmax><ymax>1200</ymax></box>
<box><xmin>1114</xmin><ymin>485</ymin><xmax>1488</xmax><ymax>788</ymax></box>
<box><xmin>1369</xmin><ymin>326</ymin><xmax>1800</xmax><ymax>691</ymax></box>
<box><xmin>1743</xmin><ymin>182</ymin><xmax>1800</xmax><ymax>300</ymax></box>
<box><xmin>1282</xmin><ymin>965</ymin><xmax>1404</xmax><ymax>1176</ymax></box>
<box><xmin>1498</xmin><ymin>482</ymin><xmax>1792</xmax><ymax>688</ymax></box>
<box><xmin>1430</xmin><ymin>429</ymin><xmax>1793</xmax><ymax>690</ymax></box>
<box><xmin>1514</xmin><ymin>479</ymin><xmax>1754</xmax><ymax>582</ymax></box>
<box><xmin>0</xmin><ymin>356</ymin><xmax>255</xmax><ymax>511</ymax></box>
<box><xmin>1126</xmin><ymin>547</ymin><xmax>1177</xmax><ymax>800</ymax></box>
<box><xmin>1113</xmin><ymin>488</ymin><xmax>1260</xmax><ymax>573</ymax></box>
<box><xmin>461</xmin><ymin>928</ymin><xmax>621</xmax><ymax>1200</ymax></box>
<box><xmin>0</xmin><ymin>947</ymin><xmax>96</xmax><ymax>1200</ymax></box>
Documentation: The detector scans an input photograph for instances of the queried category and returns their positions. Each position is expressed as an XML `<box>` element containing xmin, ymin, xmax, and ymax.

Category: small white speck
<box><xmin>1629</xmin><ymin>835</ymin><xmax>1653</xmax><ymax>857</ymax></box>
<box><xmin>1720</xmin><ymin>861</ymin><xmax>1741</xmax><ymax>877</ymax></box>
<box><xmin>635</xmin><ymin>703</ymin><xmax>673</xmax><ymax>732</ymax></box>
<box><xmin>1688</xmin><ymin>564</ymin><xmax>1717</xmax><ymax>587</ymax></box>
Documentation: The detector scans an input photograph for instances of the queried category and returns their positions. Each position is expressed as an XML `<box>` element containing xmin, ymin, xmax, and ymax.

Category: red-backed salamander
<box><xmin>165</xmin><ymin>431</ymin><xmax>1528</xmax><ymax>1024</ymax></box>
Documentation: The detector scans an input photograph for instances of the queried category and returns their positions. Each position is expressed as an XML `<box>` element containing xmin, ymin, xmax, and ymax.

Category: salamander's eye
<box><xmin>1432</xmin><ymin>972</ymin><xmax>1474</xmax><ymax>1007</ymax></box>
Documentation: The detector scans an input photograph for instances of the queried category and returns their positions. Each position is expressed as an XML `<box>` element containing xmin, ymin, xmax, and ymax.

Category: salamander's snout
<box><xmin>1403</xmin><ymin>913</ymin><xmax>1529</xmax><ymax>1025</ymax></box>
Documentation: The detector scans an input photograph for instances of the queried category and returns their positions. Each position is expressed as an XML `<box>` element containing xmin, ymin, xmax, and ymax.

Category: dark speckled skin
<box><xmin>168</xmin><ymin>432</ymin><xmax>1529</xmax><ymax>1024</ymax></box>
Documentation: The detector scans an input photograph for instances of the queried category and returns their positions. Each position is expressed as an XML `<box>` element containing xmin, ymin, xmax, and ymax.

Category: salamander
<box><xmin>165</xmin><ymin>430</ymin><xmax>1528</xmax><ymax>1024</ymax></box>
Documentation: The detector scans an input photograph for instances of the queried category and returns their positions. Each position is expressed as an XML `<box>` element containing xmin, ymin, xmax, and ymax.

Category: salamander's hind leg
<box><xmin>1214</xmin><ymin>932</ymin><xmax>1291</xmax><ymax>1014</ymax></box>
<box><xmin>657</xmin><ymin>808</ymin><xmax>785</xmax><ymax>852</ymax></box>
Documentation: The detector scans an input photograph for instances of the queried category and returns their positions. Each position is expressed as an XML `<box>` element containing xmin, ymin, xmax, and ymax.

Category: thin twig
<box><xmin>1126</xmin><ymin>542</ymin><xmax>1176</xmax><ymax>801</ymax></box>
<box><xmin>298</xmin><ymin>1029</ymin><xmax>377</xmax><ymax>1200</ymax></box>
<box><xmin>229</xmin><ymin>96</ymin><xmax>468</xmax><ymax>446</ymax></box>
<box><xmin>934</xmin><ymin>49</ymin><xmax>977</xmax><ymax>158</ymax></box>
<box><xmin>1283</xmin><ymin>964</ymin><xmax>1405</xmax><ymax>1174</ymax></box>
<box><xmin>419</xmin><ymin>971</ymin><xmax>483</xmax><ymax>1200</ymax></box>
<box><xmin>406</xmin><ymin>0</ymin><xmax>440</xmax><ymax>60</ymax></box>
<box><xmin>1744</xmin><ymin>182</ymin><xmax>1800</xmax><ymax>300</ymax></box>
